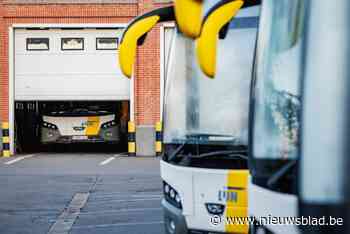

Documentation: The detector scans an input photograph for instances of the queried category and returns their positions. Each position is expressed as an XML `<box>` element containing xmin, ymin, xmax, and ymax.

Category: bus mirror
<box><xmin>119</xmin><ymin>6</ymin><xmax>175</xmax><ymax>78</ymax></box>
<box><xmin>196</xmin><ymin>0</ymin><xmax>244</xmax><ymax>78</ymax></box>
<box><xmin>174</xmin><ymin>0</ymin><xmax>204</xmax><ymax>38</ymax></box>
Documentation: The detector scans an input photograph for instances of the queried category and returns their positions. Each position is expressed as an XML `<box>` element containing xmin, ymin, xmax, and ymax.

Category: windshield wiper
<box><xmin>168</xmin><ymin>143</ymin><xmax>185</xmax><ymax>162</ymax></box>
<box><xmin>188</xmin><ymin>150</ymin><xmax>248</xmax><ymax>160</ymax></box>
<box><xmin>186</xmin><ymin>133</ymin><xmax>238</xmax><ymax>143</ymax></box>
<box><xmin>186</xmin><ymin>133</ymin><xmax>234</xmax><ymax>138</ymax></box>
<box><xmin>267</xmin><ymin>160</ymin><xmax>297</xmax><ymax>190</ymax></box>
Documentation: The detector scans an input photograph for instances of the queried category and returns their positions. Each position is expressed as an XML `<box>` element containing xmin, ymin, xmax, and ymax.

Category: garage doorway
<box><xmin>15</xmin><ymin>101</ymin><xmax>129</xmax><ymax>154</ymax></box>
<box><xmin>11</xmin><ymin>25</ymin><xmax>132</xmax><ymax>154</ymax></box>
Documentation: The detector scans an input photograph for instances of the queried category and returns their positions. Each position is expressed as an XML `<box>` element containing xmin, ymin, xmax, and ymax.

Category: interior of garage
<box><xmin>15</xmin><ymin>101</ymin><xmax>129</xmax><ymax>154</ymax></box>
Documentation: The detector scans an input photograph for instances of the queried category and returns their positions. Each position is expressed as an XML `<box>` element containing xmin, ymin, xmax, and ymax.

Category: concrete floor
<box><xmin>0</xmin><ymin>153</ymin><xmax>164</xmax><ymax>234</ymax></box>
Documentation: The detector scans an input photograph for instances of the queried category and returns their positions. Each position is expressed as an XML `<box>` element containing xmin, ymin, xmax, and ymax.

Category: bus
<box><xmin>247</xmin><ymin>0</ymin><xmax>303</xmax><ymax>233</ymax></box>
<box><xmin>41</xmin><ymin>105</ymin><xmax>121</xmax><ymax>144</ymax></box>
<box><xmin>195</xmin><ymin>0</ymin><xmax>349</xmax><ymax>233</ymax></box>
<box><xmin>118</xmin><ymin>1</ymin><xmax>259</xmax><ymax>233</ymax></box>
<box><xmin>244</xmin><ymin>1</ymin><xmax>349</xmax><ymax>233</ymax></box>
<box><xmin>299</xmin><ymin>1</ymin><xmax>349</xmax><ymax>233</ymax></box>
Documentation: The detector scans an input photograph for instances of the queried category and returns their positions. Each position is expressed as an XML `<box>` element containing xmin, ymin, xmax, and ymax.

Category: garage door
<box><xmin>14</xmin><ymin>28</ymin><xmax>130</xmax><ymax>101</ymax></box>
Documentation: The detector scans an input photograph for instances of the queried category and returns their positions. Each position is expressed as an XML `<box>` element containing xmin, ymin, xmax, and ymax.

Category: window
<box><xmin>96</xmin><ymin>37</ymin><xmax>119</xmax><ymax>50</ymax></box>
<box><xmin>61</xmin><ymin>38</ymin><xmax>84</xmax><ymax>51</ymax></box>
<box><xmin>26</xmin><ymin>38</ymin><xmax>49</xmax><ymax>51</ymax></box>
<box><xmin>251</xmin><ymin>0</ymin><xmax>305</xmax><ymax>160</ymax></box>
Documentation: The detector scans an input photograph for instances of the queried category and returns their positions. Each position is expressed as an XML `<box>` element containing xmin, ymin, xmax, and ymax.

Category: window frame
<box><xmin>96</xmin><ymin>37</ymin><xmax>119</xmax><ymax>51</ymax></box>
<box><xmin>250</xmin><ymin>0</ymin><xmax>304</xmax><ymax>161</ymax></box>
<box><xmin>61</xmin><ymin>37</ymin><xmax>85</xmax><ymax>51</ymax></box>
<box><xmin>26</xmin><ymin>38</ymin><xmax>50</xmax><ymax>51</ymax></box>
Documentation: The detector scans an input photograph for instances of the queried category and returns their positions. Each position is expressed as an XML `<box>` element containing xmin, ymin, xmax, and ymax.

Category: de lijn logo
<box><xmin>218</xmin><ymin>186</ymin><xmax>244</xmax><ymax>202</ymax></box>
<box><xmin>73</xmin><ymin>120</ymin><xmax>97</xmax><ymax>131</ymax></box>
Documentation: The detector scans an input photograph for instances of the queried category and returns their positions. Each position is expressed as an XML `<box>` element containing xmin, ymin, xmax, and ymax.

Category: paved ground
<box><xmin>0</xmin><ymin>152</ymin><xmax>164</xmax><ymax>234</ymax></box>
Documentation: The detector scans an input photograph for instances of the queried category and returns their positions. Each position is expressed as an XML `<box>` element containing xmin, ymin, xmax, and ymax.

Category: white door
<box><xmin>14</xmin><ymin>28</ymin><xmax>130</xmax><ymax>101</ymax></box>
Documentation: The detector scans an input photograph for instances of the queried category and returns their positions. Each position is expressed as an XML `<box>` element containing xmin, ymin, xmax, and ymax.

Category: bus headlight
<box><xmin>170</xmin><ymin>189</ymin><xmax>175</xmax><ymax>199</ymax></box>
<box><xmin>175</xmin><ymin>194</ymin><xmax>181</xmax><ymax>204</ymax></box>
<box><xmin>101</xmin><ymin>120</ymin><xmax>117</xmax><ymax>129</ymax></box>
<box><xmin>42</xmin><ymin>121</ymin><xmax>58</xmax><ymax>130</ymax></box>
<box><xmin>163</xmin><ymin>181</ymin><xmax>182</xmax><ymax>209</ymax></box>
<box><xmin>164</xmin><ymin>184</ymin><xmax>170</xmax><ymax>194</ymax></box>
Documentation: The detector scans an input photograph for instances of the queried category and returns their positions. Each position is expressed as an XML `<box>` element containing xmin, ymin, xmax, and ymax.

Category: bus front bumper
<box><xmin>41</xmin><ymin>126</ymin><xmax>120</xmax><ymax>144</ymax></box>
<box><xmin>162</xmin><ymin>199</ymin><xmax>188</xmax><ymax>234</ymax></box>
<box><xmin>162</xmin><ymin>199</ymin><xmax>227</xmax><ymax>234</ymax></box>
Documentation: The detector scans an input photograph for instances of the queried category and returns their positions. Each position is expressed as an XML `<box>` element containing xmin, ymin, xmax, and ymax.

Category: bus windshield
<box><xmin>251</xmin><ymin>0</ymin><xmax>304</xmax><ymax>160</ymax></box>
<box><xmin>163</xmin><ymin>9</ymin><xmax>258</xmax><ymax>149</ymax></box>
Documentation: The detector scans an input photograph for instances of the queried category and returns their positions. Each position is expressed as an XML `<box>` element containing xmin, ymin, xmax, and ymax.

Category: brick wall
<box><xmin>0</xmin><ymin>0</ymin><xmax>167</xmax><ymax>126</ymax></box>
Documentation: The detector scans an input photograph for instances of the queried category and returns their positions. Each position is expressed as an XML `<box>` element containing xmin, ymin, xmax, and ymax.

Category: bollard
<box><xmin>128</xmin><ymin>121</ymin><xmax>136</xmax><ymax>156</ymax></box>
<box><xmin>155</xmin><ymin>121</ymin><xmax>163</xmax><ymax>156</ymax></box>
<box><xmin>2</xmin><ymin>122</ymin><xmax>10</xmax><ymax>157</ymax></box>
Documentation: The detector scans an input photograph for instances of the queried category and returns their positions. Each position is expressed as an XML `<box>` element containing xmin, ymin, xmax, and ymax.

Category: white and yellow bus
<box><xmin>41</xmin><ymin>108</ymin><xmax>120</xmax><ymax>144</ymax></box>
<box><xmin>197</xmin><ymin>1</ymin><xmax>349</xmax><ymax>234</ymax></box>
<box><xmin>118</xmin><ymin>1</ymin><xmax>260</xmax><ymax>233</ymax></box>
<box><xmin>170</xmin><ymin>1</ymin><xmax>350</xmax><ymax>234</ymax></box>
<box><xmin>299</xmin><ymin>1</ymin><xmax>349</xmax><ymax>233</ymax></box>
<box><xmin>247</xmin><ymin>0</ymin><xmax>303</xmax><ymax>233</ymax></box>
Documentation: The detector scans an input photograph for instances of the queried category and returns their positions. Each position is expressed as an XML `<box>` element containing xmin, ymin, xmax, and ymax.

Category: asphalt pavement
<box><xmin>0</xmin><ymin>152</ymin><xmax>164</xmax><ymax>234</ymax></box>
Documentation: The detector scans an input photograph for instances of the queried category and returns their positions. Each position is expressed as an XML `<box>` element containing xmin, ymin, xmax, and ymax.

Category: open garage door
<box><xmin>14</xmin><ymin>28</ymin><xmax>130</xmax><ymax>101</ymax></box>
<box><xmin>13</xmin><ymin>27</ymin><xmax>131</xmax><ymax>154</ymax></box>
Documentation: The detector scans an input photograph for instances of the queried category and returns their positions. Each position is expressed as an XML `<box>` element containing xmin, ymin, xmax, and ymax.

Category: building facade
<box><xmin>0</xmin><ymin>0</ymin><xmax>172</xmax><ymax>156</ymax></box>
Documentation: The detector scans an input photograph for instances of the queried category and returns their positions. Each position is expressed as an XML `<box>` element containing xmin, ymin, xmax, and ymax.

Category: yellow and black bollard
<box><xmin>2</xmin><ymin>122</ymin><xmax>10</xmax><ymax>157</ymax></box>
<box><xmin>128</xmin><ymin>121</ymin><xmax>136</xmax><ymax>156</ymax></box>
<box><xmin>155</xmin><ymin>121</ymin><xmax>163</xmax><ymax>156</ymax></box>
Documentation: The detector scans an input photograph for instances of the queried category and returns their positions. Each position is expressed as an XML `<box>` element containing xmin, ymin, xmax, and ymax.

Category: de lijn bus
<box><xmin>195</xmin><ymin>0</ymin><xmax>349</xmax><ymax>234</ymax></box>
<box><xmin>118</xmin><ymin>1</ymin><xmax>260</xmax><ymax>233</ymax></box>
<box><xmin>247</xmin><ymin>0</ymin><xmax>304</xmax><ymax>233</ymax></box>
<box><xmin>299</xmin><ymin>1</ymin><xmax>350</xmax><ymax>233</ymax></box>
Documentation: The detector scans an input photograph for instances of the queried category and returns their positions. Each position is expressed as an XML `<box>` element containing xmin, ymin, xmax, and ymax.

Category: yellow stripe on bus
<box><xmin>85</xmin><ymin>116</ymin><xmax>100</xmax><ymax>136</ymax></box>
<box><xmin>225</xmin><ymin>170</ymin><xmax>249</xmax><ymax>234</ymax></box>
